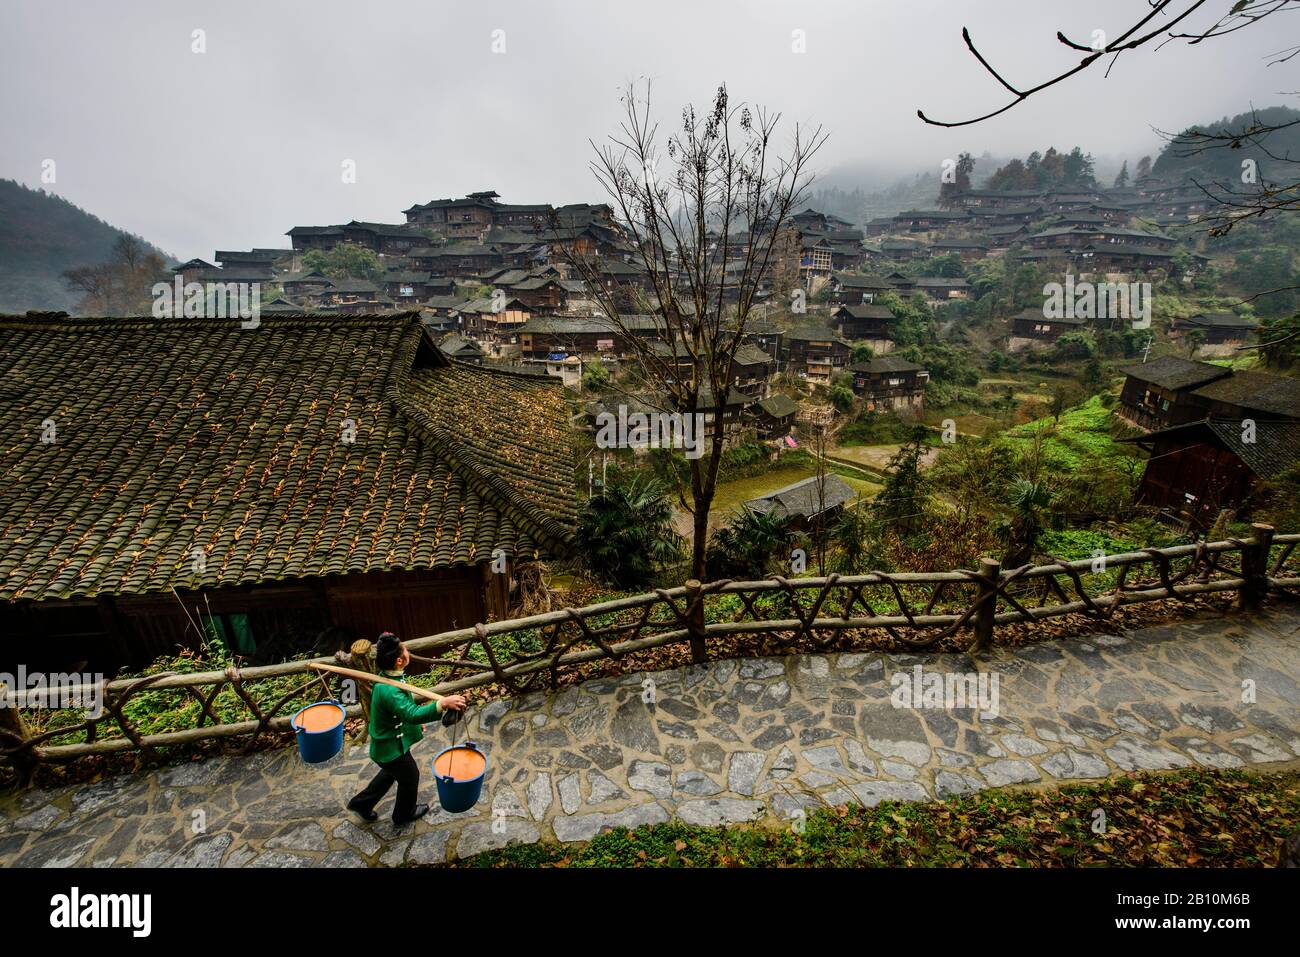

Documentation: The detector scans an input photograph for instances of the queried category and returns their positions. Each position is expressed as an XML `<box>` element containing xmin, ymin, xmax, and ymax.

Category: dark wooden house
<box><xmin>730</xmin><ymin>342</ymin><xmax>776</xmax><ymax>398</ymax></box>
<box><xmin>408</xmin><ymin>244</ymin><xmax>508</xmax><ymax>278</ymax></box>
<box><xmin>784</xmin><ymin>328</ymin><xmax>852</xmax><ymax>386</ymax></box>
<box><xmin>1117</xmin><ymin>356</ymin><xmax>1232</xmax><ymax>431</ymax></box>
<box><xmin>829</xmin><ymin>273</ymin><xmax>892</xmax><ymax>306</ymax></box>
<box><xmin>0</xmin><ymin>312</ymin><xmax>576</xmax><ymax>673</ymax></box>
<box><xmin>1007</xmin><ymin>308</ymin><xmax>1088</xmax><ymax>350</ymax></box>
<box><xmin>745</xmin><ymin>474</ymin><xmax>857</xmax><ymax>532</ymax></box>
<box><xmin>750</xmin><ymin>393</ymin><xmax>798</xmax><ymax>440</ymax></box>
<box><xmin>1172</xmin><ymin>312</ymin><xmax>1259</xmax><ymax>350</ymax></box>
<box><xmin>849</xmin><ymin>356</ymin><xmax>929</xmax><ymax>413</ymax></box>
<box><xmin>1123</xmin><ymin>419</ymin><xmax>1300</xmax><ymax>529</ymax></box>
<box><xmin>830</xmin><ymin>304</ymin><xmax>898</xmax><ymax>353</ymax></box>
<box><xmin>517</xmin><ymin>314</ymin><xmax>659</xmax><ymax>359</ymax></box>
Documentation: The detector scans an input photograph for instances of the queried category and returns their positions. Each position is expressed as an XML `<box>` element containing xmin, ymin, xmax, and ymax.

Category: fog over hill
<box><xmin>0</xmin><ymin>179</ymin><xmax>172</xmax><ymax>313</ymax></box>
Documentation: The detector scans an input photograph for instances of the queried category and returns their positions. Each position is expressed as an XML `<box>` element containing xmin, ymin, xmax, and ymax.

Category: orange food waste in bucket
<box><xmin>297</xmin><ymin>702</ymin><xmax>344</xmax><ymax>733</ymax></box>
<box><xmin>434</xmin><ymin>746</ymin><xmax>487</xmax><ymax>782</ymax></box>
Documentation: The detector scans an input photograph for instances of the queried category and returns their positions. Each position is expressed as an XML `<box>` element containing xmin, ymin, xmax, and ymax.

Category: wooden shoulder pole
<box><xmin>308</xmin><ymin>662</ymin><xmax>443</xmax><ymax>702</ymax></box>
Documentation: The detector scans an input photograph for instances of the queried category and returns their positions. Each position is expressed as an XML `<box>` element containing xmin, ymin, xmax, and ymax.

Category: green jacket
<box><xmin>368</xmin><ymin>672</ymin><xmax>441</xmax><ymax>764</ymax></box>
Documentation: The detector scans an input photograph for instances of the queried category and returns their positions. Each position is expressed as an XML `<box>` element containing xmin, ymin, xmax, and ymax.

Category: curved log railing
<box><xmin>2</xmin><ymin>526</ymin><xmax>1296</xmax><ymax>772</ymax></box>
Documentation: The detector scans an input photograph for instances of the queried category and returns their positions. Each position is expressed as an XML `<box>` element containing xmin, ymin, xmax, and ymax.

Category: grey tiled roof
<box><xmin>745</xmin><ymin>474</ymin><xmax>857</xmax><ymax>521</ymax></box>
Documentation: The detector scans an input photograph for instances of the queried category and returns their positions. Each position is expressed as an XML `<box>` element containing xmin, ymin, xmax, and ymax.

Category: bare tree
<box><xmin>560</xmin><ymin>81</ymin><xmax>826</xmax><ymax>580</ymax></box>
<box><xmin>919</xmin><ymin>1</ymin><xmax>1300</xmax><ymax>128</ymax></box>
<box><xmin>63</xmin><ymin>234</ymin><xmax>164</xmax><ymax>315</ymax></box>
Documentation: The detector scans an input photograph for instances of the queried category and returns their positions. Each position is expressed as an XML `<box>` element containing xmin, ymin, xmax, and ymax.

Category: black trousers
<box><xmin>350</xmin><ymin>750</ymin><xmax>421</xmax><ymax>822</ymax></box>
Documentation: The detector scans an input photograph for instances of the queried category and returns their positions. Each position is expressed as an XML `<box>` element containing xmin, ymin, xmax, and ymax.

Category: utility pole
<box><xmin>1141</xmin><ymin>335</ymin><xmax>1152</xmax><ymax>363</ymax></box>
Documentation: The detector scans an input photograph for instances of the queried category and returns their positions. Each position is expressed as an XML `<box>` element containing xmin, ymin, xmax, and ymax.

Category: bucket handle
<box><xmin>437</xmin><ymin>742</ymin><xmax>484</xmax><ymax>783</ymax></box>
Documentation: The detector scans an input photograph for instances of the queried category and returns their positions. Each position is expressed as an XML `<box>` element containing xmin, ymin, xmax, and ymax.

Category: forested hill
<box><xmin>1152</xmin><ymin>105</ymin><xmax>1300</xmax><ymax>185</ymax></box>
<box><xmin>0</xmin><ymin>178</ymin><xmax>171</xmax><ymax>313</ymax></box>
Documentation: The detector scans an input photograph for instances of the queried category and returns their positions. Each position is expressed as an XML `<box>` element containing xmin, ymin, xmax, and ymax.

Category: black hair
<box><xmin>375</xmin><ymin>632</ymin><xmax>403</xmax><ymax>670</ymax></box>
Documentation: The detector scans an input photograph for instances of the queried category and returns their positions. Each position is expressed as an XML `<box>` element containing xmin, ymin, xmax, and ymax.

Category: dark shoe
<box><xmin>394</xmin><ymin>803</ymin><xmax>430</xmax><ymax>825</ymax></box>
<box><xmin>347</xmin><ymin>800</ymin><xmax>378</xmax><ymax>822</ymax></box>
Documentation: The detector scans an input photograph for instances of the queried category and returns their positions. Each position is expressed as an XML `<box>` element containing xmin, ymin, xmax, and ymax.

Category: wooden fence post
<box><xmin>970</xmin><ymin>557</ymin><xmax>1001</xmax><ymax>654</ymax></box>
<box><xmin>1240</xmin><ymin>523</ymin><xmax>1275</xmax><ymax>613</ymax></box>
<box><xmin>0</xmin><ymin>683</ymin><xmax>38</xmax><ymax>787</ymax></box>
<box><xmin>345</xmin><ymin>639</ymin><xmax>376</xmax><ymax>744</ymax></box>
<box><xmin>684</xmin><ymin>580</ymin><xmax>708</xmax><ymax>664</ymax></box>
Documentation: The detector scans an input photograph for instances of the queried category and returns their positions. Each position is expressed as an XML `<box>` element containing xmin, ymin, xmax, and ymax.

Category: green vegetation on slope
<box><xmin>454</xmin><ymin>768</ymin><xmax>1299</xmax><ymax>868</ymax></box>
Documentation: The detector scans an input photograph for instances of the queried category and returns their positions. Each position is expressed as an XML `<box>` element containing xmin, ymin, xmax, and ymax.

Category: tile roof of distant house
<box><xmin>963</xmin><ymin>189</ymin><xmax>1046</xmax><ymax>199</ymax></box>
<box><xmin>437</xmin><ymin>331</ymin><xmax>486</xmax><ymax>357</ymax></box>
<box><xmin>978</xmin><ymin>204</ymin><xmax>1046</xmax><ymax>217</ymax></box>
<box><xmin>327</xmin><ymin>279</ymin><xmax>381</xmax><ymax>294</ymax></box>
<box><xmin>895</xmin><ymin>209</ymin><xmax>969</xmax><ymax>219</ymax></box>
<box><xmin>1191</xmin><ymin>370</ymin><xmax>1300</xmax><ymax>418</ymax></box>
<box><xmin>745</xmin><ymin>474</ymin><xmax>857</xmax><ymax>521</ymax></box>
<box><xmin>343</xmin><ymin>220</ymin><xmax>416</xmax><ymax>236</ymax></box>
<box><xmin>280</xmin><ymin>270</ymin><xmax>332</xmax><ymax>284</ymax></box>
<box><xmin>414</xmin><ymin>244</ymin><xmax>499</xmax><ymax>258</ymax></box>
<box><xmin>834</xmin><ymin>304</ymin><xmax>895</xmax><ymax>320</ymax></box>
<box><xmin>731</xmin><ymin>342</ymin><xmax>776</xmax><ymax>366</ymax></box>
<box><xmin>215</xmin><ymin>249</ymin><xmax>284</xmax><ymax>264</ymax></box>
<box><xmin>1205</xmin><ymin>418</ymin><xmax>1300</xmax><ymax>476</ymax></box>
<box><xmin>833</xmin><ymin>273</ymin><xmax>892</xmax><ymax>289</ymax></box>
<box><xmin>850</xmin><ymin>356</ymin><xmax>926</xmax><ymax>374</ymax></box>
<box><xmin>1182</xmin><ymin>312</ymin><xmax>1259</xmax><ymax>330</ymax></box>
<box><xmin>518</xmin><ymin>315</ymin><xmax>660</xmax><ymax>334</ymax></box>
<box><xmin>456</xmin><ymin>296</ymin><xmax>527</xmax><ymax>314</ymax></box>
<box><xmin>756</xmin><ymin>393</ymin><xmax>799</xmax><ymax>418</ymax></box>
<box><xmin>207</xmin><ymin>269</ymin><xmax>274</xmax><ymax>284</ymax></box>
<box><xmin>425</xmin><ymin>295</ymin><xmax>471</xmax><ymax>310</ymax></box>
<box><xmin>1126</xmin><ymin>418</ymin><xmax>1300</xmax><ymax>479</ymax></box>
<box><xmin>258</xmin><ymin>297</ymin><xmax>307</xmax><ymax>315</ymax></box>
<box><xmin>785</xmin><ymin>325</ymin><xmax>848</xmax><ymax>341</ymax></box>
<box><xmin>1013</xmin><ymin>307</ymin><xmax>1086</xmax><ymax>325</ymax></box>
<box><xmin>1081</xmin><ymin>243</ymin><xmax>1176</xmax><ymax>258</ymax></box>
<box><xmin>0</xmin><ymin>312</ymin><xmax>576</xmax><ymax>602</ymax></box>
<box><xmin>915</xmin><ymin>277</ymin><xmax>970</xmax><ymax>288</ymax></box>
<box><xmin>1119</xmin><ymin>355</ymin><xmax>1232</xmax><ymax>391</ymax></box>
<box><xmin>286</xmin><ymin>225</ymin><xmax>344</xmax><ymax>236</ymax></box>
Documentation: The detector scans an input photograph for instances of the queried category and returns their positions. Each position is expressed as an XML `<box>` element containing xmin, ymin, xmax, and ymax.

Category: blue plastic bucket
<box><xmin>432</xmin><ymin>742</ymin><xmax>488</xmax><ymax>813</ymax></box>
<box><xmin>291</xmin><ymin>700</ymin><xmax>346</xmax><ymax>764</ymax></box>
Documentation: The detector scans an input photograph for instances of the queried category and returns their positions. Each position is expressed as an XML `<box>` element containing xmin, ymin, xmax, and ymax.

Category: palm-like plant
<box><xmin>577</xmin><ymin>470</ymin><xmax>685</xmax><ymax>590</ymax></box>
<box><xmin>999</xmin><ymin>477</ymin><xmax>1054</xmax><ymax>569</ymax></box>
<box><xmin>830</xmin><ymin>498</ymin><xmax>877</xmax><ymax>574</ymax></box>
<box><xmin>706</xmin><ymin>507</ymin><xmax>796</xmax><ymax>581</ymax></box>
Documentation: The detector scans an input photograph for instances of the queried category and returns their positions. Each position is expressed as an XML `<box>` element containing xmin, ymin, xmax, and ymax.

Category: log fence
<box><xmin>2</xmin><ymin>525</ymin><xmax>1295</xmax><ymax>775</ymax></box>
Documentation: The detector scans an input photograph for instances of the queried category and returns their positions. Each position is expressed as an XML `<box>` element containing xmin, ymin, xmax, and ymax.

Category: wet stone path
<box><xmin>2</xmin><ymin>606</ymin><xmax>1298</xmax><ymax>867</ymax></box>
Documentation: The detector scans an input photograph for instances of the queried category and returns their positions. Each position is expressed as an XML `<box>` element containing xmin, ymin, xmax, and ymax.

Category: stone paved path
<box><xmin>2</xmin><ymin>606</ymin><xmax>1298</xmax><ymax>867</ymax></box>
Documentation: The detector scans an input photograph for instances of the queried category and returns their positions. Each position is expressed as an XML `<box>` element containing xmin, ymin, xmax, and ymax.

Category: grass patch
<box><xmin>453</xmin><ymin>767</ymin><xmax>1300</xmax><ymax>868</ymax></box>
<box><xmin>1004</xmin><ymin>394</ymin><xmax>1132</xmax><ymax>471</ymax></box>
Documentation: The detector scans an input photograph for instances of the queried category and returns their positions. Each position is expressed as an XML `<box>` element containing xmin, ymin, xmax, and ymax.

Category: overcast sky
<box><xmin>2</xmin><ymin>0</ymin><xmax>1293</xmax><ymax>258</ymax></box>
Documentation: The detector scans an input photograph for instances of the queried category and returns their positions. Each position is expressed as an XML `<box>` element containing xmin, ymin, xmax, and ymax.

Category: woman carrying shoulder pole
<box><xmin>346</xmin><ymin>632</ymin><xmax>466</xmax><ymax>824</ymax></box>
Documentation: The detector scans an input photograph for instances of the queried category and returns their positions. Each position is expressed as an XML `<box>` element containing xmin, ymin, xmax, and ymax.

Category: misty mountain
<box><xmin>1152</xmin><ymin>105</ymin><xmax>1300</xmax><ymax>186</ymax></box>
<box><xmin>0</xmin><ymin>179</ymin><xmax>172</xmax><ymax>313</ymax></box>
